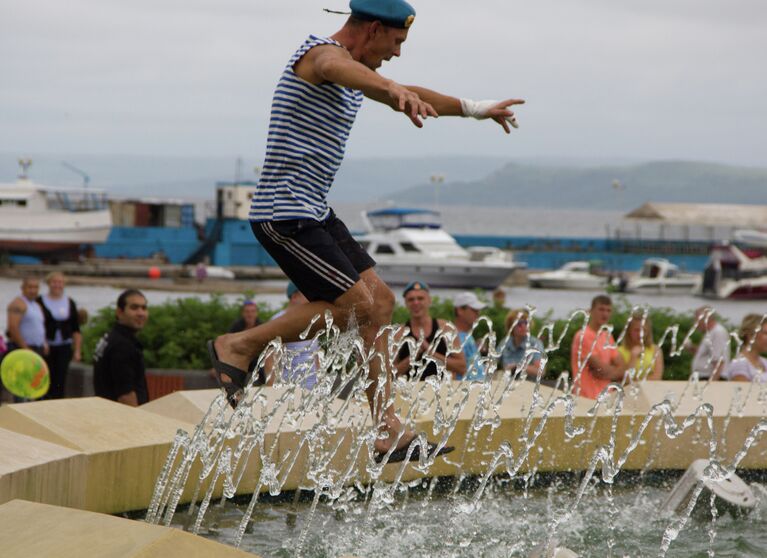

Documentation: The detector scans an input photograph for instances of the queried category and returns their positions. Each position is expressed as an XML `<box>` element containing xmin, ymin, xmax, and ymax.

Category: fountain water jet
<box><xmin>144</xmin><ymin>306</ymin><xmax>767</xmax><ymax>557</ymax></box>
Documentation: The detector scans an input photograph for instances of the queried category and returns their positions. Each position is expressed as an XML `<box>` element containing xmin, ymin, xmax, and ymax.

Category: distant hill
<box><xmin>0</xmin><ymin>152</ymin><xmax>255</xmax><ymax>200</ymax></box>
<box><xmin>0</xmin><ymin>152</ymin><xmax>507</xmax><ymax>202</ymax></box>
<box><xmin>389</xmin><ymin>161</ymin><xmax>767</xmax><ymax>211</ymax></box>
<box><xmin>3</xmin><ymin>154</ymin><xmax>765</xmax><ymax>211</ymax></box>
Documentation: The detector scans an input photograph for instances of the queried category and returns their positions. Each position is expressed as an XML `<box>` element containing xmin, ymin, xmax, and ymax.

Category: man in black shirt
<box><xmin>226</xmin><ymin>299</ymin><xmax>264</xmax><ymax>385</ymax></box>
<box><xmin>93</xmin><ymin>289</ymin><xmax>149</xmax><ymax>406</ymax></box>
<box><xmin>228</xmin><ymin>299</ymin><xmax>261</xmax><ymax>334</ymax></box>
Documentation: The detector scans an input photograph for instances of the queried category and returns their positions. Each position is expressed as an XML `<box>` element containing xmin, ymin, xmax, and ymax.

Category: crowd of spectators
<box><xmin>2</xmin><ymin>275</ymin><xmax>765</xmax><ymax>404</ymax></box>
<box><xmin>388</xmin><ymin>281</ymin><xmax>765</xmax><ymax>400</ymax></box>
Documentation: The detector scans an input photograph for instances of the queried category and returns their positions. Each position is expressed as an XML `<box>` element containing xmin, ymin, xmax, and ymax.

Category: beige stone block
<box><xmin>386</xmin><ymin>381</ymin><xmax>490</xmax><ymax>480</ymax></box>
<box><xmin>277</xmin><ymin>394</ymin><xmax>372</xmax><ymax>490</ymax></box>
<box><xmin>0</xmin><ymin>398</ymin><xmax>197</xmax><ymax>513</ymax></box>
<box><xmin>142</xmin><ymin>388</ymin><xmax>270</xmax><ymax>500</ymax></box>
<box><xmin>0</xmin><ymin>499</ymin><xmax>257</xmax><ymax>558</ymax></box>
<box><xmin>142</xmin><ymin>389</ymin><xmax>225</xmax><ymax>425</ymax></box>
<box><xmin>639</xmin><ymin>380</ymin><xmax>767</xmax><ymax>416</ymax></box>
<box><xmin>719</xmin><ymin>416</ymin><xmax>767</xmax><ymax>468</ymax></box>
<box><xmin>456</xmin><ymin>382</ymin><xmax>656</xmax><ymax>475</ymax></box>
<box><xmin>142</xmin><ymin>387</ymin><xmax>333</xmax><ymax>498</ymax></box>
<box><xmin>631</xmin><ymin>381</ymin><xmax>767</xmax><ymax>470</ymax></box>
<box><xmin>0</xmin><ymin>428</ymin><xmax>87</xmax><ymax>508</ymax></box>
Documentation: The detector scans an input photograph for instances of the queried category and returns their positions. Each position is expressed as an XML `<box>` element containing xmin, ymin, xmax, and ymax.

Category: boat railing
<box><xmin>467</xmin><ymin>246</ymin><xmax>509</xmax><ymax>262</ymax></box>
<box><xmin>363</xmin><ymin>208</ymin><xmax>442</xmax><ymax>232</ymax></box>
<box><xmin>44</xmin><ymin>189</ymin><xmax>109</xmax><ymax>212</ymax></box>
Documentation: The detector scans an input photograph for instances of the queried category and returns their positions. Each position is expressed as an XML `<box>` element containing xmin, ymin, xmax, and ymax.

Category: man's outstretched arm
<box><xmin>304</xmin><ymin>46</ymin><xmax>523</xmax><ymax>131</ymax></box>
<box><xmin>306</xmin><ymin>45</ymin><xmax>437</xmax><ymax>127</ymax></box>
<box><xmin>405</xmin><ymin>86</ymin><xmax>524</xmax><ymax>133</ymax></box>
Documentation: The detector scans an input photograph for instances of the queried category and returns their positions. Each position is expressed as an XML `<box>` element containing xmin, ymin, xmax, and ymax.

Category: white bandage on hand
<box><xmin>460</xmin><ymin>98</ymin><xmax>519</xmax><ymax>129</ymax></box>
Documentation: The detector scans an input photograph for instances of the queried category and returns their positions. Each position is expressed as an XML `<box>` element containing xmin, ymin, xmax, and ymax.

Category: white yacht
<box><xmin>701</xmin><ymin>243</ymin><xmax>767</xmax><ymax>299</ymax></box>
<box><xmin>528</xmin><ymin>261</ymin><xmax>608</xmax><ymax>290</ymax></box>
<box><xmin>733</xmin><ymin>229</ymin><xmax>767</xmax><ymax>248</ymax></box>
<box><xmin>0</xmin><ymin>161</ymin><xmax>112</xmax><ymax>257</ymax></box>
<box><xmin>355</xmin><ymin>208</ymin><xmax>525</xmax><ymax>289</ymax></box>
<box><xmin>625</xmin><ymin>258</ymin><xmax>701</xmax><ymax>294</ymax></box>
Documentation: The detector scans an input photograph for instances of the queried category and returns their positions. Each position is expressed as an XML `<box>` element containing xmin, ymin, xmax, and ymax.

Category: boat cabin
<box><xmin>358</xmin><ymin>208</ymin><xmax>468</xmax><ymax>259</ymax></box>
<box><xmin>0</xmin><ymin>180</ymin><xmax>108</xmax><ymax>214</ymax></box>
<box><xmin>363</xmin><ymin>208</ymin><xmax>441</xmax><ymax>232</ymax></box>
<box><xmin>639</xmin><ymin>258</ymin><xmax>680</xmax><ymax>279</ymax></box>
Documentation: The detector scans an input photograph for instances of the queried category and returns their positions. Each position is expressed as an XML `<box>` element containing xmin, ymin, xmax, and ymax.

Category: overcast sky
<box><xmin>2</xmin><ymin>0</ymin><xmax>766</xmax><ymax>166</ymax></box>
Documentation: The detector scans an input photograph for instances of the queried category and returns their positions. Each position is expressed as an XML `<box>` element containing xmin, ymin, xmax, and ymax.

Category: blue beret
<box><xmin>286</xmin><ymin>281</ymin><xmax>299</xmax><ymax>299</ymax></box>
<box><xmin>402</xmin><ymin>280</ymin><xmax>429</xmax><ymax>297</ymax></box>
<box><xmin>350</xmin><ymin>0</ymin><xmax>416</xmax><ymax>29</ymax></box>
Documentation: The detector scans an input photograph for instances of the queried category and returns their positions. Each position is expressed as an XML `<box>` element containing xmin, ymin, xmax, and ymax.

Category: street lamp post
<box><xmin>430</xmin><ymin>174</ymin><xmax>445</xmax><ymax>212</ymax></box>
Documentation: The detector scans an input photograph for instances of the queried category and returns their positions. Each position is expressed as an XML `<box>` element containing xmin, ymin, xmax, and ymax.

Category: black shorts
<box><xmin>251</xmin><ymin>210</ymin><xmax>376</xmax><ymax>303</ymax></box>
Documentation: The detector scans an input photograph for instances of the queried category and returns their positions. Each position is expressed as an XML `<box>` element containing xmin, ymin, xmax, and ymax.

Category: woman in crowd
<box><xmin>724</xmin><ymin>314</ymin><xmax>767</xmax><ymax>383</ymax></box>
<box><xmin>499</xmin><ymin>309</ymin><xmax>545</xmax><ymax>378</ymax></box>
<box><xmin>38</xmin><ymin>272</ymin><xmax>82</xmax><ymax>398</ymax></box>
<box><xmin>618</xmin><ymin>311</ymin><xmax>664</xmax><ymax>381</ymax></box>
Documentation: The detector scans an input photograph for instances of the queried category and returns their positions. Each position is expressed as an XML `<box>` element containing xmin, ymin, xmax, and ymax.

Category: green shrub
<box><xmin>393</xmin><ymin>295</ymin><xmax>708</xmax><ymax>381</ymax></box>
<box><xmin>82</xmin><ymin>296</ymin><xmax>282</xmax><ymax>369</ymax></box>
<box><xmin>81</xmin><ymin>292</ymin><xmax>717</xmax><ymax>380</ymax></box>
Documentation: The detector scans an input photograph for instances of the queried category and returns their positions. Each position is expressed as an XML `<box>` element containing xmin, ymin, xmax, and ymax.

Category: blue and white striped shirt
<box><xmin>249</xmin><ymin>36</ymin><xmax>364</xmax><ymax>222</ymax></box>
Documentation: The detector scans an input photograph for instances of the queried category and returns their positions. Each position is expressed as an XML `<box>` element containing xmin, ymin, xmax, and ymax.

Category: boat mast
<box><xmin>61</xmin><ymin>161</ymin><xmax>91</xmax><ymax>189</ymax></box>
<box><xmin>18</xmin><ymin>158</ymin><xmax>32</xmax><ymax>180</ymax></box>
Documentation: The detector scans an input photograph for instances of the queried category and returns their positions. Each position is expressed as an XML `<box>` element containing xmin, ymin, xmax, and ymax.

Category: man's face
<box><xmin>591</xmin><ymin>303</ymin><xmax>612</xmax><ymax>328</ymax></box>
<box><xmin>493</xmin><ymin>290</ymin><xmax>506</xmax><ymax>306</ymax></box>
<box><xmin>512</xmin><ymin>315</ymin><xmax>529</xmax><ymax>337</ymax></box>
<box><xmin>48</xmin><ymin>275</ymin><xmax>65</xmax><ymax>297</ymax></box>
<box><xmin>404</xmin><ymin>289</ymin><xmax>430</xmax><ymax>319</ymax></box>
<box><xmin>241</xmin><ymin>304</ymin><xmax>258</xmax><ymax>325</ymax></box>
<box><xmin>21</xmin><ymin>279</ymin><xmax>39</xmax><ymax>300</ymax></box>
<box><xmin>456</xmin><ymin>305</ymin><xmax>480</xmax><ymax>328</ymax></box>
<box><xmin>117</xmin><ymin>294</ymin><xmax>148</xmax><ymax>331</ymax></box>
<box><xmin>695</xmin><ymin>310</ymin><xmax>711</xmax><ymax>332</ymax></box>
<box><xmin>363</xmin><ymin>23</ymin><xmax>409</xmax><ymax>70</ymax></box>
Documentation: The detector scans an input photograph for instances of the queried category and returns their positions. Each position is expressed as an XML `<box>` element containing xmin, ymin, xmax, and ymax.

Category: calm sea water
<box><xmin>0</xmin><ymin>278</ymin><xmax>757</xmax><ymax>335</ymax></box>
<box><xmin>333</xmin><ymin>203</ymin><xmax>625</xmax><ymax>238</ymax></box>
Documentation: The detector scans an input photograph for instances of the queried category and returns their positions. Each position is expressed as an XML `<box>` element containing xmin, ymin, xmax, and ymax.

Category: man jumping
<box><xmin>209</xmin><ymin>0</ymin><xmax>524</xmax><ymax>462</ymax></box>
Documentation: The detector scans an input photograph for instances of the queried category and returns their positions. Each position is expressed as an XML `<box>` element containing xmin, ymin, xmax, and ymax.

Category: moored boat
<box><xmin>0</xmin><ymin>161</ymin><xmax>111</xmax><ymax>258</ymax></box>
<box><xmin>701</xmin><ymin>243</ymin><xmax>767</xmax><ymax>299</ymax></box>
<box><xmin>355</xmin><ymin>208</ymin><xmax>525</xmax><ymax>289</ymax></box>
<box><xmin>528</xmin><ymin>261</ymin><xmax>608</xmax><ymax>290</ymax></box>
<box><xmin>625</xmin><ymin>258</ymin><xmax>700</xmax><ymax>294</ymax></box>
<box><xmin>733</xmin><ymin>229</ymin><xmax>767</xmax><ymax>248</ymax></box>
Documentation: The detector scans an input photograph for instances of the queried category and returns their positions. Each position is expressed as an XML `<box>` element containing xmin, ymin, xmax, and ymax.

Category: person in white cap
<box><xmin>453</xmin><ymin>291</ymin><xmax>488</xmax><ymax>381</ymax></box>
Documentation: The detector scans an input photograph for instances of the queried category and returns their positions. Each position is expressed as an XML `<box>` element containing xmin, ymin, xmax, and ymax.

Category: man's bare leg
<box><xmin>213</xmin><ymin>300</ymin><xmax>340</xmax><ymax>374</ymax></box>
<box><xmin>356</xmin><ymin>269</ymin><xmax>415</xmax><ymax>454</ymax></box>
<box><xmin>212</xmin><ymin>270</ymin><xmax>413</xmax><ymax>453</ymax></box>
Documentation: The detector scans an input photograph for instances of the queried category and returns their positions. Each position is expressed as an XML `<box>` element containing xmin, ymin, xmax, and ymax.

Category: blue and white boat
<box><xmin>0</xmin><ymin>162</ymin><xmax>111</xmax><ymax>257</ymax></box>
<box><xmin>355</xmin><ymin>208</ymin><xmax>525</xmax><ymax>289</ymax></box>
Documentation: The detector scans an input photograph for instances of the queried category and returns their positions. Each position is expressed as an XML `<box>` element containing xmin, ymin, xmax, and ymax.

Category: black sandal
<box><xmin>207</xmin><ymin>340</ymin><xmax>249</xmax><ymax>409</ymax></box>
<box><xmin>375</xmin><ymin>438</ymin><xmax>455</xmax><ymax>464</ymax></box>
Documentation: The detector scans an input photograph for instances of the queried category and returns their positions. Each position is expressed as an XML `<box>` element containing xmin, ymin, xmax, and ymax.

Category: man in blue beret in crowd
<box><xmin>209</xmin><ymin>0</ymin><xmax>524</xmax><ymax>463</ymax></box>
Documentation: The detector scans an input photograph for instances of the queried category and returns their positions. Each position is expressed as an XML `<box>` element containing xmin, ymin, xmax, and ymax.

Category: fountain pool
<box><xmin>145</xmin><ymin>308</ymin><xmax>767</xmax><ymax>557</ymax></box>
<box><xmin>171</xmin><ymin>473</ymin><xmax>767</xmax><ymax>557</ymax></box>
